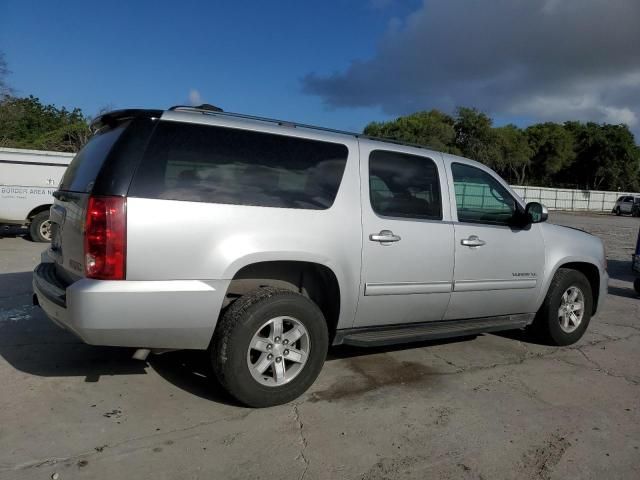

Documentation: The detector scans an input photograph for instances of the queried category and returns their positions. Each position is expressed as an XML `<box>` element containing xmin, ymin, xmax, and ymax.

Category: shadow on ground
<box><xmin>0</xmin><ymin>271</ymin><xmax>242</xmax><ymax>405</ymax></box>
<box><xmin>0</xmin><ymin>271</ymin><xmax>479</xmax><ymax>406</ymax></box>
<box><xmin>607</xmin><ymin>259</ymin><xmax>635</xmax><ymax>282</ymax></box>
<box><xmin>149</xmin><ymin>350</ymin><xmax>241</xmax><ymax>406</ymax></box>
<box><xmin>5</xmin><ymin>264</ymin><xmax>621</xmax><ymax>405</ymax></box>
<box><xmin>0</xmin><ymin>225</ymin><xmax>34</xmax><ymax>242</ymax></box>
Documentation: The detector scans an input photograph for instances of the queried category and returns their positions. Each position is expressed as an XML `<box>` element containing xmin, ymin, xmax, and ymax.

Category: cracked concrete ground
<box><xmin>0</xmin><ymin>213</ymin><xmax>639</xmax><ymax>480</ymax></box>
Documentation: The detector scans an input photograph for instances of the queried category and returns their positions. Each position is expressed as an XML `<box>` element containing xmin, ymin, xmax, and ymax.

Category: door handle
<box><xmin>369</xmin><ymin>230</ymin><xmax>401</xmax><ymax>243</ymax></box>
<box><xmin>461</xmin><ymin>235</ymin><xmax>486</xmax><ymax>247</ymax></box>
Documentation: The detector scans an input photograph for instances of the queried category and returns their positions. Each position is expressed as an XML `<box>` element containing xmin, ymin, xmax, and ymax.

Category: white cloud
<box><xmin>602</xmin><ymin>106</ymin><xmax>638</xmax><ymax>127</ymax></box>
<box><xmin>188</xmin><ymin>89</ymin><xmax>202</xmax><ymax>106</ymax></box>
<box><xmin>302</xmin><ymin>0</ymin><xmax>640</xmax><ymax>135</ymax></box>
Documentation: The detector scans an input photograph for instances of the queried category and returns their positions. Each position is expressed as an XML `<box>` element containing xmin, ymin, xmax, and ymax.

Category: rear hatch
<box><xmin>49</xmin><ymin>121</ymin><xmax>132</xmax><ymax>285</ymax></box>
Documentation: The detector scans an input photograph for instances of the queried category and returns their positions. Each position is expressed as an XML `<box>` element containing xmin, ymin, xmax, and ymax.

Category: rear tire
<box><xmin>528</xmin><ymin>268</ymin><xmax>593</xmax><ymax>346</ymax></box>
<box><xmin>29</xmin><ymin>212</ymin><xmax>52</xmax><ymax>242</ymax></box>
<box><xmin>615</xmin><ymin>207</ymin><xmax>622</xmax><ymax>216</ymax></box>
<box><xmin>211</xmin><ymin>287</ymin><xmax>328</xmax><ymax>407</ymax></box>
<box><xmin>634</xmin><ymin>278</ymin><xmax>640</xmax><ymax>295</ymax></box>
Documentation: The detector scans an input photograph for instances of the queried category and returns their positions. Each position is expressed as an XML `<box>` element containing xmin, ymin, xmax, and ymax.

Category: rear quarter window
<box><xmin>59</xmin><ymin>122</ymin><xmax>129</xmax><ymax>193</ymax></box>
<box><xmin>129</xmin><ymin>121</ymin><xmax>349</xmax><ymax>209</ymax></box>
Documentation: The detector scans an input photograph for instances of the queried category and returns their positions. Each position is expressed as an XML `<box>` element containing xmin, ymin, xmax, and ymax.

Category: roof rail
<box><xmin>170</xmin><ymin>103</ymin><xmax>223</xmax><ymax>113</ymax></box>
<box><xmin>167</xmin><ymin>104</ymin><xmax>437</xmax><ymax>151</ymax></box>
<box><xmin>168</xmin><ymin>104</ymin><xmax>362</xmax><ymax>137</ymax></box>
<box><xmin>359</xmin><ymin>134</ymin><xmax>436</xmax><ymax>151</ymax></box>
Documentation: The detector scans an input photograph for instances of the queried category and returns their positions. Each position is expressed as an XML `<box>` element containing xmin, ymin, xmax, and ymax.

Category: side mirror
<box><xmin>525</xmin><ymin>202</ymin><xmax>548</xmax><ymax>223</ymax></box>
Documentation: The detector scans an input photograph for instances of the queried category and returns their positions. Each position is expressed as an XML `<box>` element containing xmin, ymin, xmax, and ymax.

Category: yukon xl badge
<box><xmin>512</xmin><ymin>272</ymin><xmax>536</xmax><ymax>277</ymax></box>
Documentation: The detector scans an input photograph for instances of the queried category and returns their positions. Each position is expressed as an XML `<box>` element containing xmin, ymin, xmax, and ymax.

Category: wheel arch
<box><xmin>546</xmin><ymin>261</ymin><xmax>601</xmax><ymax>315</ymax></box>
<box><xmin>224</xmin><ymin>260</ymin><xmax>342</xmax><ymax>340</ymax></box>
<box><xmin>26</xmin><ymin>204</ymin><xmax>52</xmax><ymax>221</ymax></box>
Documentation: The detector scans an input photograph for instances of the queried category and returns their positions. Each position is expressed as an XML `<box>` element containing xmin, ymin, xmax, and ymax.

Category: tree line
<box><xmin>1</xmin><ymin>48</ymin><xmax>639</xmax><ymax>191</ymax></box>
<box><xmin>0</xmin><ymin>95</ymin><xmax>91</xmax><ymax>153</ymax></box>
<box><xmin>0</xmin><ymin>52</ymin><xmax>91</xmax><ymax>153</ymax></box>
<box><xmin>365</xmin><ymin>108</ymin><xmax>640</xmax><ymax>191</ymax></box>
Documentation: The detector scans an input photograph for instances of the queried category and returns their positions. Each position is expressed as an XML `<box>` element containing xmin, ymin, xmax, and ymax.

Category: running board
<box><xmin>333</xmin><ymin>314</ymin><xmax>535</xmax><ymax>347</ymax></box>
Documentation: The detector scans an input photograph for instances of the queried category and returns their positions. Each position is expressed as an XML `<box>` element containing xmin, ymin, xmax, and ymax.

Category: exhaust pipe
<box><xmin>132</xmin><ymin>348</ymin><xmax>151</xmax><ymax>361</ymax></box>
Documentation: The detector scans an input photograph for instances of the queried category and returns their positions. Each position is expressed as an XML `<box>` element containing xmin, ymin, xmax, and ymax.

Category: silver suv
<box><xmin>33</xmin><ymin>106</ymin><xmax>608</xmax><ymax>407</ymax></box>
<box><xmin>613</xmin><ymin>195</ymin><xmax>640</xmax><ymax>216</ymax></box>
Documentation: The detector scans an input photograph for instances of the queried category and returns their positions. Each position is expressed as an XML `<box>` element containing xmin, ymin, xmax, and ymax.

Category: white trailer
<box><xmin>0</xmin><ymin>147</ymin><xmax>74</xmax><ymax>241</ymax></box>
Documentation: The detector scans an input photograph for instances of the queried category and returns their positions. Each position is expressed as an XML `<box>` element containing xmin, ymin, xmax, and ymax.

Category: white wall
<box><xmin>511</xmin><ymin>185</ymin><xmax>637</xmax><ymax>212</ymax></box>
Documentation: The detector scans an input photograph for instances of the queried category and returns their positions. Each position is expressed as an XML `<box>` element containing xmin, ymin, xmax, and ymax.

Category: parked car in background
<box><xmin>613</xmin><ymin>195</ymin><xmax>640</xmax><ymax>216</ymax></box>
<box><xmin>33</xmin><ymin>106</ymin><xmax>608</xmax><ymax>407</ymax></box>
<box><xmin>0</xmin><ymin>147</ymin><xmax>74</xmax><ymax>241</ymax></box>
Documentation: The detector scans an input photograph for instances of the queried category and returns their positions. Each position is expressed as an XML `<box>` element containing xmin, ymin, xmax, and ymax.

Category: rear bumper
<box><xmin>33</xmin><ymin>262</ymin><xmax>229</xmax><ymax>350</ymax></box>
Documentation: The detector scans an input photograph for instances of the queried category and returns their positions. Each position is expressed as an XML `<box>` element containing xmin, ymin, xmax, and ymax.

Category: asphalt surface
<box><xmin>0</xmin><ymin>213</ymin><xmax>639</xmax><ymax>480</ymax></box>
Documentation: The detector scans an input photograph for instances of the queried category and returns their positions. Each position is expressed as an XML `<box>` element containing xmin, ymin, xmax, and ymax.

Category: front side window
<box><xmin>129</xmin><ymin>122</ymin><xmax>348</xmax><ymax>209</ymax></box>
<box><xmin>452</xmin><ymin>163</ymin><xmax>517</xmax><ymax>225</ymax></box>
<box><xmin>369</xmin><ymin>150</ymin><xmax>442</xmax><ymax>220</ymax></box>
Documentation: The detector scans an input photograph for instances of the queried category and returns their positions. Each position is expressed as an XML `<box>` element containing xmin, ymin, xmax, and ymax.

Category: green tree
<box><xmin>454</xmin><ymin>107</ymin><xmax>500</xmax><ymax>168</ymax></box>
<box><xmin>494</xmin><ymin>124</ymin><xmax>532</xmax><ymax>184</ymax></box>
<box><xmin>525</xmin><ymin>123</ymin><xmax>575</xmax><ymax>185</ymax></box>
<box><xmin>564</xmin><ymin>122</ymin><xmax>640</xmax><ymax>190</ymax></box>
<box><xmin>364</xmin><ymin>110</ymin><xmax>460</xmax><ymax>153</ymax></box>
<box><xmin>0</xmin><ymin>95</ymin><xmax>91</xmax><ymax>152</ymax></box>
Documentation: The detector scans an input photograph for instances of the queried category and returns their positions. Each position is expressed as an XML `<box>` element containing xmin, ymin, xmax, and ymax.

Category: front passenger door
<box><xmin>445</xmin><ymin>162</ymin><xmax>545</xmax><ymax>320</ymax></box>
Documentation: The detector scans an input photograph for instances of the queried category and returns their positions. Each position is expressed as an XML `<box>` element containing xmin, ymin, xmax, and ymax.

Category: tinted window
<box><xmin>129</xmin><ymin>122</ymin><xmax>348</xmax><ymax>209</ymax></box>
<box><xmin>369</xmin><ymin>150</ymin><xmax>442</xmax><ymax>220</ymax></box>
<box><xmin>59</xmin><ymin>123</ymin><xmax>128</xmax><ymax>193</ymax></box>
<box><xmin>452</xmin><ymin>163</ymin><xmax>516</xmax><ymax>225</ymax></box>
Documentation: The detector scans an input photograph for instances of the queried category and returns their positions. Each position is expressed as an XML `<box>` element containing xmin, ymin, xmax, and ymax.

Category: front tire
<box><xmin>212</xmin><ymin>287</ymin><xmax>328</xmax><ymax>407</ymax></box>
<box><xmin>615</xmin><ymin>207</ymin><xmax>622</xmax><ymax>216</ymax></box>
<box><xmin>29</xmin><ymin>212</ymin><xmax>52</xmax><ymax>242</ymax></box>
<box><xmin>529</xmin><ymin>268</ymin><xmax>593</xmax><ymax>346</ymax></box>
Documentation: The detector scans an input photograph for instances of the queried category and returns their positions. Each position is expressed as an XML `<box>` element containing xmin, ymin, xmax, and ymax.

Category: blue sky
<box><xmin>0</xmin><ymin>0</ymin><xmax>420</xmax><ymax>131</ymax></box>
<box><xmin>2</xmin><ymin>1</ymin><xmax>639</xmax><ymax>136</ymax></box>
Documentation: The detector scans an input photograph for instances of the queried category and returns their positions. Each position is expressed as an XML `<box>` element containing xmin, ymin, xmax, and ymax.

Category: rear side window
<box><xmin>59</xmin><ymin>122</ymin><xmax>129</xmax><ymax>193</ymax></box>
<box><xmin>129</xmin><ymin>122</ymin><xmax>348</xmax><ymax>209</ymax></box>
<box><xmin>369</xmin><ymin>150</ymin><xmax>442</xmax><ymax>220</ymax></box>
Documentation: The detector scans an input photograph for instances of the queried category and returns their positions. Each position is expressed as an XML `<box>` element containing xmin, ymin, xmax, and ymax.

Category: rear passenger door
<box><xmin>354</xmin><ymin>145</ymin><xmax>454</xmax><ymax>327</ymax></box>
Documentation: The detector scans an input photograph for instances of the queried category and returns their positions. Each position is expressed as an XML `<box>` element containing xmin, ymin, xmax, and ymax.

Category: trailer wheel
<box><xmin>29</xmin><ymin>212</ymin><xmax>52</xmax><ymax>242</ymax></box>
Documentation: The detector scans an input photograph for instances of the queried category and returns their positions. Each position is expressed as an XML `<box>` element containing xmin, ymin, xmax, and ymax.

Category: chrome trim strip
<box><xmin>365</xmin><ymin>281</ymin><xmax>452</xmax><ymax>296</ymax></box>
<box><xmin>454</xmin><ymin>278</ymin><xmax>537</xmax><ymax>292</ymax></box>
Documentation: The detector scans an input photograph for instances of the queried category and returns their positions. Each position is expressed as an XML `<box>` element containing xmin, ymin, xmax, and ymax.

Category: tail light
<box><xmin>84</xmin><ymin>196</ymin><xmax>126</xmax><ymax>280</ymax></box>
